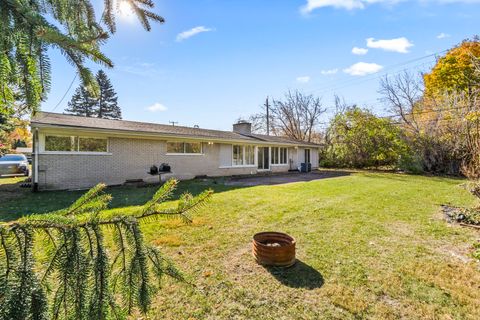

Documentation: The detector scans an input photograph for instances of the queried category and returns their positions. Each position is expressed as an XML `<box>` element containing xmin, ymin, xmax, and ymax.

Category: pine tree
<box><xmin>96</xmin><ymin>70</ymin><xmax>122</xmax><ymax>119</ymax></box>
<box><xmin>0</xmin><ymin>180</ymin><xmax>212</xmax><ymax>319</ymax></box>
<box><xmin>65</xmin><ymin>86</ymin><xmax>97</xmax><ymax>117</ymax></box>
<box><xmin>65</xmin><ymin>70</ymin><xmax>122</xmax><ymax>119</ymax></box>
<box><xmin>1</xmin><ymin>0</ymin><xmax>164</xmax><ymax>116</ymax></box>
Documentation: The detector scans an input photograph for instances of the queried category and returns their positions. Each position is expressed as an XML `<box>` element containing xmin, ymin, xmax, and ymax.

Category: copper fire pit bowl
<box><xmin>252</xmin><ymin>232</ymin><xmax>296</xmax><ymax>267</ymax></box>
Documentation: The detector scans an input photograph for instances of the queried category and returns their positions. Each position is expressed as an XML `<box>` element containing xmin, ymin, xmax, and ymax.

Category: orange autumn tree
<box><xmin>9</xmin><ymin>119</ymin><xmax>32</xmax><ymax>148</ymax></box>
<box><xmin>424</xmin><ymin>37</ymin><xmax>480</xmax><ymax>96</ymax></box>
<box><xmin>380</xmin><ymin>38</ymin><xmax>480</xmax><ymax>175</ymax></box>
<box><xmin>421</xmin><ymin>37</ymin><xmax>480</xmax><ymax>177</ymax></box>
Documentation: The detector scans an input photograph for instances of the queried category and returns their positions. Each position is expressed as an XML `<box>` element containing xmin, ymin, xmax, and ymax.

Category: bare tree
<box><xmin>333</xmin><ymin>94</ymin><xmax>351</xmax><ymax>114</ymax></box>
<box><xmin>379</xmin><ymin>71</ymin><xmax>424</xmax><ymax>133</ymax></box>
<box><xmin>379</xmin><ymin>67</ymin><xmax>480</xmax><ymax>176</ymax></box>
<box><xmin>246</xmin><ymin>91</ymin><xmax>326</xmax><ymax>142</ymax></box>
<box><xmin>266</xmin><ymin>90</ymin><xmax>326</xmax><ymax>142</ymax></box>
<box><xmin>244</xmin><ymin>113</ymin><xmax>269</xmax><ymax>135</ymax></box>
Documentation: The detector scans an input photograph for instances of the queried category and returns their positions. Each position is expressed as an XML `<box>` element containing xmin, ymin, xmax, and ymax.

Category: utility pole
<box><xmin>265</xmin><ymin>97</ymin><xmax>270</xmax><ymax>136</ymax></box>
<box><xmin>169</xmin><ymin>121</ymin><xmax>178</xmax><ymax>126</ymax></box>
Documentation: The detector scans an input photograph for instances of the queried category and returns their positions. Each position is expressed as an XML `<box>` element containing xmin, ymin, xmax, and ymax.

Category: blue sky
<box><xmin>43</xmin><ymin>0</ymin><xmax>480</xmax><ymax>131</ymax></box>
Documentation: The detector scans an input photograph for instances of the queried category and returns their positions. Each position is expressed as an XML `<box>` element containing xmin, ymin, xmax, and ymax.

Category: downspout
<box><xmin>33</xmin><ymin>127</ymin><xmax>39</xmax><ymax>192</ymax></box>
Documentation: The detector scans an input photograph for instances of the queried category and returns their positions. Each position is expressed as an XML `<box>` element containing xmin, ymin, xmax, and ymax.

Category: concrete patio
<box><xmin>224</xmin><ymin>170</ymin><xmax>351</xmax><ymax>187</ymax></box>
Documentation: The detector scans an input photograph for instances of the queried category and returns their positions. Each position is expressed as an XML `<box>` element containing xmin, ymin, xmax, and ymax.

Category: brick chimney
<box><xmin>232</xmin><ymin>120</ymin><xmax>252</xmax><ymax>135</ymax></box>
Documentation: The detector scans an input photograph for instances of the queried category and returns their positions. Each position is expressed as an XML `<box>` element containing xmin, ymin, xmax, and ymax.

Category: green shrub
<box><xmin>324</xmin><ymin>107</ymin><xmax>414</xmax><ymax>170</ymax></box>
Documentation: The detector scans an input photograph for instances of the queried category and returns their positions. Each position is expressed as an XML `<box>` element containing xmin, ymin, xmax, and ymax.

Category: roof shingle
<box><xmin>31</xmin><ymin>112</ymin><xmax>320</xmax><ymax>147</ymax></box>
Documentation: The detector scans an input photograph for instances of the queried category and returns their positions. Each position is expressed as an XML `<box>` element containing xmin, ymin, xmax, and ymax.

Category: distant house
<box><xmin>30</xmin><ymin>112</ymin><xmax>321</xmax><ymax>190</ymax></box>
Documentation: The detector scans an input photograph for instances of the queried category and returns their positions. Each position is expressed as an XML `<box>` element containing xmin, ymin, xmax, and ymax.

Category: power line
<box><xmin>316</xmin><ymin>61</ymin><xmax>433</xmax><ymax>96</ymax></box>
<box><xmin>33</xmin><ymin>72</ymin><xmax>78</xmax><ymax>121</ymax></box>
<box><xmin>49</xmin><ymin>73</ymin><xmax>78</xmax><ymax>113</ymax></box>
<box><xmin>299</xmin><ymin>49</ymin><xmax>448</xmax><ymax>103</ymax></box>
<box><xmin>380</xmin><ymin>104</ymin><xmax>480</xmax><ymax>119</ymax></box>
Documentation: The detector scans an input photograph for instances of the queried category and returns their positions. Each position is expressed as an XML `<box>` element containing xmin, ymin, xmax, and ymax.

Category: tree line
<box><xmin>245</xmin><ymin>37</ymin><xmax>480</xmax><ymax>178</ymax></box>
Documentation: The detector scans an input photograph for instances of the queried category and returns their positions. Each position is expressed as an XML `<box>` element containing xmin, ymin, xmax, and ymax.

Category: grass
<box><xmin>1</xmin><ymin>171</ymin><xmax>479</xmax><ymax>319</ymax></box>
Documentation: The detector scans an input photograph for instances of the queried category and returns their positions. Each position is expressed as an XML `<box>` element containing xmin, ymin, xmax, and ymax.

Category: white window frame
<box><xmin>280</xmin><ymin>147</ymin><xmax>288</xmax><ymax>165</ymax></box>
<box><xmin>270</xmin><ymin>147</ymin><xmax>288</xmax><ymax>166</ymax></box>
<box><xmin>271</xmin><ymin>147</ymin><xmax>279</xmax><ymax>165</ymax></box>
<box><xmin>232</xmin><ymin>145</ymin><xmax>244</xmax><ymax>166</ymax></box>
<box><xmin>166</xmin><ymin>141</ymin><xmax>203</xmax><ymax>155</ymax></box>
<box><xmin>245</xmin><ymin>145</ymin><xmax>255</xmax><ymax>165</ymax></box>
<box><xmin>231</xmin><ymin>145</ymin><xmax>256</xmax><ymax>167</ymax></box>
<box><xmin>41</xmin><ymin>134</ymin><xmax>110</xmax><ymax>155</ymax></box>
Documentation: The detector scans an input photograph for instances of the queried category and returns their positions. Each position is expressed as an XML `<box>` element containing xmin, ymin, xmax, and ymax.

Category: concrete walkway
<box><xmin>224</xmin><ymin>170</ymin><xmax>350</xmax><ymax>187</ymax></box>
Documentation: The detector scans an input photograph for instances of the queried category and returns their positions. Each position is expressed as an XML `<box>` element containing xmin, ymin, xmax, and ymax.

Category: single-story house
<box><xmin>30</xmin><ymin>112</ymin><xmax>321</xmax><ymax>190</ymax></box>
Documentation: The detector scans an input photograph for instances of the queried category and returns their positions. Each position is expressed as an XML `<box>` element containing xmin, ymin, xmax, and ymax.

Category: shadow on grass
<box><xmin>0</xmin><ymin>178</ymin><xmax>245</xmax><ymax>220</ymax></box>
<box><xmin>0</xmin><ymin>171</ymin><xmax>353</xmax><ymax>219</ymax></box>
<box><xmin>265</xmin><ymin>260</ymin><xmax>324</xmax><ymax>289</ymax></box>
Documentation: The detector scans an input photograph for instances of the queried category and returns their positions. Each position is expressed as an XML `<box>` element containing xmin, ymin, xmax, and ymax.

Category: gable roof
<box><xmin>31</xmin><ymin>112</ymin><xmax>321</xmax><ymax>147</ymax></box>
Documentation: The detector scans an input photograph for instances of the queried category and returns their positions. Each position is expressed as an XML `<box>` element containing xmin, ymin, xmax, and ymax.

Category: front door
<box><xmin>258</xmin><ymin>147</ymin><xmax>270</xmax><ymax>170</ymax></box>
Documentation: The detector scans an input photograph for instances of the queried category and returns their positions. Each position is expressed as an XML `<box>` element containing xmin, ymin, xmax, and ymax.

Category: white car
<box><xmin>0</xmin><ymin>154</ymin><xmax>29</xmax><ymax>176</ymax></box>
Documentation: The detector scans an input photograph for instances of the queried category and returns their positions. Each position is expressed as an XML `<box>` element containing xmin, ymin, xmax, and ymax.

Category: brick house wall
<box><xmin>33</xmin><ymin>132</ymin><xmax>319</xmax><ymax>190</ymax></box>
<box><xmin>36</xmin><ymin>137</ymin><xmax>266</xmax><ymax>190</ymax></box>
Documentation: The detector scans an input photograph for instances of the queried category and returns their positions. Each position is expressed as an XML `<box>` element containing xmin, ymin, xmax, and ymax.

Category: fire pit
<box><xmin>252</xmin><ymin>232</ymin><xmax>296</xmax><ymax>267</ymax></box>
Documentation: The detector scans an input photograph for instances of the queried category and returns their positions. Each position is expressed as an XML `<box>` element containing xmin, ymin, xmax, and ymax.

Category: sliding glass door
<box><xmin>257</xmin><ymin>147</ymin><xmax>269</xmax><ymax>170</ymax></box>
<box><xmin>304</xmin><ymin>148</ymin><xmax>311</xmax><ymax>164</ymax></box>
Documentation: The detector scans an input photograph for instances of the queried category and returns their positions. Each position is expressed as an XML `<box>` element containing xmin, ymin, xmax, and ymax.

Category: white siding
<box><xmin>311</xmin><ymin>149</ymin><xmax>319</xmax><ymax>168</ymax></box>
<box><xmin>288</xmin><ymin>147</ymin><xmax>298</xmax><ymax>170</ymax></box>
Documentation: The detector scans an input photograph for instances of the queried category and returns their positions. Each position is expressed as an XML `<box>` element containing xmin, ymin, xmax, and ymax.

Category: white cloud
<box><xmin>352</xmin><ymin>47</ymin><xmax>368</xmax><ymax>55</ymax></box>
<box><xmin>296</xmin><ymin>76</ymin><xmax>311</xmax><ymax>83</ymax></box>
<box><xmin>301</xmin><ymin>0</ymin><xmax>480</xmax><ymax>13</ymax></box>
<box><xmin>301</xmin><ymin>0</ymin><xmax>365</xmax><ymax>13</ymax></box>
<box><xmin>343</xmin><ymin>62</ymin><xmax>383</xmax><ymax>76</ymax></box>
<box><xmin>321</xmin><ymin>68</ymin><xmax>339</xmax><ymax>75</ymax></box>
<box><xmin>146</xmin><ymin>103</ymin><xmax>168</xmax><ymax>112</ymax></box>
<box><xmin>366</xmin><ymin>37</ymin><xmax>413</xmax><ymax>53</ymax></box>
<box><xmin>436</xmin><ymin>32</ymin><xmax>450</xmax><ymax>39</ymax></box>
<box><xmin>176</xmin><ymin>26</ymin><xmax>214</xmax><ymax>42</ymax></box>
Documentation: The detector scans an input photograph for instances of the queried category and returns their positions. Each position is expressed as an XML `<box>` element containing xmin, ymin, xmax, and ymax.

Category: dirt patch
<box><xmin>224</xmin><ymin>244</ymin><xmax>263</xmax><ymax>282</ymax></box>
<box><xmin>386</xmin><ymin>221</ymin><xmax>415</xmax><ymax>238</ymax></box>
<box><xmin>434</xmin><ymin>244</ymin><xmax>473</xmax><ymax>263</ymax></box>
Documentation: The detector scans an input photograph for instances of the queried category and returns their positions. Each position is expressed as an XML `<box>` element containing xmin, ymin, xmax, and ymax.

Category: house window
<box><xmin>167</xmin><ymin>142</ymin><xmax>202</xmax><ymax>154</ymax></box>
<box><xmin>280</xmin><ymin>147</ymin><xmax>287</xmax><ymax>164</ymax></box>
<box><xmin>271</xmin><ymin>147</ymin><xmax>279</xmax><ymax>164</ymax></box>
<box><xmin>45</xmin><ymin>135</ymin><xmax>107</xmax><ymax>152</ymax></box>
<box><xmin>45</xmin><ymin>135</ymin><xmax>78</xmax><ymax>152</ymax></box>
<box><xmin>185</xmin><ymin>142</ymin><xmax>202</xmax><ymax>153</ymax></box>
<box><xmin>79</xmin><ymin>137</ymin><xmax>108</xmax><ymax>152</ymax></box>
<box><xmin>167</xmin><ymin>142</ymin><xmax>184</xmax><ymax>153</ymax></box>
<box><xmin>245</xmin><ymin>146</ymin><xmax>255</xmax><ymax>165</ymax></box>
<box><xmin>271</xmin><ymin>147</ymin><xmax>287</xmax><ymax>165</ymax></box>
<box><xmin>232</xmin><ymin>145</ymin><xmax>244</xmax><ymax>165</ymax></box>
<box><xmin>232</xmin><ymin>145</ymin><xmax>255</xmax><ymax>166</ymax></box>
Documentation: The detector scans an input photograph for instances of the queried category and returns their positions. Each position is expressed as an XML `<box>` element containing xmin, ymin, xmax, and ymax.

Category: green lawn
<box><xmin>1</xmin><ymin>172</ymin><xmax>479</xmax><ymax>319</ymax></box>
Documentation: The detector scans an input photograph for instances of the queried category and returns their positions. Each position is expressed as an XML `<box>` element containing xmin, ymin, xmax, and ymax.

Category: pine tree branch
<box><xmin>0</xmin><ymin>179</ymin><xmax>212</xmax><ymax>318</ymax></box>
